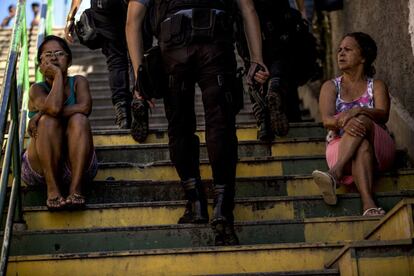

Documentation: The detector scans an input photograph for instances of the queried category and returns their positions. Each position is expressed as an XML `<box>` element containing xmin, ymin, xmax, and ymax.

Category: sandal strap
<box><xmin>363</xmin><ymin>207</ymin><xmax>379</xmax><ymax>216</ymax></box>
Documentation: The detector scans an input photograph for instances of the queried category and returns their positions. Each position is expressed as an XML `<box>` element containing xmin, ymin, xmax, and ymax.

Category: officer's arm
<box><xmin>237</xmin><ymin>0</ymin><xmax>264</xmax><ymax>65</ymax></box>
<box><xmin>65</xmin><ymin>0</ymin><xmax>82</xmax><ymax>43</ymax></box>
<box><xmin>295</xmin><ymin>0</ymin><xmax>306</xmax><ymax>18</ymax></box>
<box><xmin>126</xmin><ymin>1</ymin><xmax>147</xmax><ymax>81</ymax></box>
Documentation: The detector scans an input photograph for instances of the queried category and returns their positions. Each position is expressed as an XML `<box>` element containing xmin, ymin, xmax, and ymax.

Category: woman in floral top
<box><xmin>312</xmin><ymin>32</ymin><xmax>395</xmax><ymax>216</ymax></box>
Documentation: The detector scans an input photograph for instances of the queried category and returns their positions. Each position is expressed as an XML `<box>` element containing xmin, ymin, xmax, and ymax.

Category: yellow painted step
<box><xmin>95</xmin><ymin>156</ymin><xmax>325</xmax><ymax>181</ymax></box>
<box><xmin>91</xmin><ymin>123</ymin><xmax>324</xmax><ymax>146</ymax></box>
<box><xmin>326</xmin><ymin>239</ymin><xmax>413</xmax><ymax>276</ymax></box>
<box><xmin>7</xmin><ymin>242</ymin><xmax>343</xmax><ymax>276</ymax></box>
<box><xmin>92</xmin><ymin>128</ymin><xmax>258</xmax><ymax>145</ymax></box>
<box><xmin>96</xmin><ymin>159</ymin><xmax>284</xmax><ymax>181</ymax></box>
<box><xmin>23</xmin><ymin>200</ymin><xmax>295</xmax><ymax>230</ymax></box>
<box><xmin>365</xmin><ymin>198</ymin><xmax>414</xmax><ymax>241</ymax></box>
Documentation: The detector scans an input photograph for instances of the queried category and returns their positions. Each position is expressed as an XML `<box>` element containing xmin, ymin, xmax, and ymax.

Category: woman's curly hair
<box><xmin>344</xmin><ymin>32</ymin><xmax>377</xmax><ymax>77</ymax></box>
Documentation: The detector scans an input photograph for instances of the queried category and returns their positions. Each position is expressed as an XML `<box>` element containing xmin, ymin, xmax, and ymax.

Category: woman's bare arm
<box><xmin>62</xmin><ymin>75</ymin><xmax>92</xmax><ymax>117</ymax></box>
<box><xmin>319</xmin><ymin>80</ymin><xmax>340</xmax><ymax>130</ymax></box>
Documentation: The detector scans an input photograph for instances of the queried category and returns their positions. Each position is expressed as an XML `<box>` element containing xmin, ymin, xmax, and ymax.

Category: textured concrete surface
<box><xmin>340</xmin><ymin>0</ymin><xmax>414</xmax><ymax>116</ymax></box>
<box><xmin>308</xmin><ymin>0</ymin><xmax>414</xmax><ymax>161</ymax></box>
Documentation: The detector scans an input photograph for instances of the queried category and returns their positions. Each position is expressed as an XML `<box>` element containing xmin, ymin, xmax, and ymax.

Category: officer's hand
<box><xmin>247</xmin><ymin>62</ymin><xmax>269</xmax><ymax>87</ymax></box>
<box><xmin>133</xmin><ymin>89</ymin><xmax>155</xmax><ymax>109</ymax></box>
<box><xmin>64</xmin><ymin>20</ymin><xmax>75</xmax><ymax>43</ymax></box>
<box><xmin>254</xmin><ymin>63</ymin><xmax>269</xmax><ymax>84</ymax></box>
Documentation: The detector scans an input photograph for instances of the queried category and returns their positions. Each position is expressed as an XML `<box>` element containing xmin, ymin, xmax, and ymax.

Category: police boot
<box><xmin>177</xmin><ymin>178</ymin><xmax>209</xmax><ymax>224</ymax></box>
<box><xmin>266</xmin><ymin>79</ymin><xmax>289</xmax><ymax>136</ymax></box>
<box><xmin>211</xmin><ymin>185</ymin><xmax>239</xmax><ymax>246</ymax></box>
<box><xmin>131</xmin><ymin>98</ymin><xmax>149</xmax><ymax>142</ymax></box>
<box><xmin>252</xmin><ymin>101</ymin><xmax>274</xmax><ymax>142</ymax></box>
<box><xmin>114</xmin><ymin>101</ymin><xmax>131</xmax><ymax>129</ymax></box>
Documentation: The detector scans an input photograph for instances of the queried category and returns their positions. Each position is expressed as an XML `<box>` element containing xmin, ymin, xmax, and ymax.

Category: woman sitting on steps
<box><xmin>312</xmin><ymin>32</ymin><xmax>395</xmax><ymax>216</ymax></box>
<box><xmin>21</xmin><ymin>35</ymin><xmax>98</xmax><ymax>210</ymax></box>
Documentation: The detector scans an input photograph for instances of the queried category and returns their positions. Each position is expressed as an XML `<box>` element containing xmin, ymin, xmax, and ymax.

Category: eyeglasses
<box><xmin>41</xmin><ymin>50</ymin><xmax>68</xmax><ymax>60</ymax></box>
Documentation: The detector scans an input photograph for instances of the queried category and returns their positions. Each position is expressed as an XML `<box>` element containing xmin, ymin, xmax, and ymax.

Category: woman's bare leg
<box><xmin>66</xmin><ymin>113</ymin><xmax>94</xmax><ymax>197</ymax></box>
<box><xmin>352</xmin><ymin>139</ymin><xmax>378</xmax><ymax>211</ymax></box>
<box><xmin>29</xmin><ymin>115</ymin><xmax>65</xmax><ymax>204</ymax></box>
<box><xmin>329</xmin><ymin>115</ymin><xmax>374</xmax><ymax>180</ymax></box>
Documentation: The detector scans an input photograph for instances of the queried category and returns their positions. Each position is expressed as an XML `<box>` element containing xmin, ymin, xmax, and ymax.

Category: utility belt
<box><xmin>159</xmin><ymin>8</ymin><xmax>232</xmax><ymax>47</ymax></box>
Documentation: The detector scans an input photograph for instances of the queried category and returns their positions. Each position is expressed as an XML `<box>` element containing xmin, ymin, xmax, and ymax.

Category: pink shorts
<box><xmin>21</xmin><ymin>150</ymin><xmax>98</xmax><ymax>186</ymax></box>
<box><xmin>326</xmin><ymin>123</ymin><xmax>395</xmax><ymax>185</ymax></box>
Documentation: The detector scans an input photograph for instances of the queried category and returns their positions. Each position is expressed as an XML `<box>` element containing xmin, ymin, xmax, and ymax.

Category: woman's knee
<box><xmin>37</xmin><ymin>114</ymin><xmax>62</xmax><ymax>132</ymax></box>
<box><xmin>67</xmin><ymin>113</ymin><xmax>91</xmax><ymax>132</ymax></box>
<box><xmin>357</xmin><ymin>139</ymin><xmax>373</xmax><ymax>155</ymax></box>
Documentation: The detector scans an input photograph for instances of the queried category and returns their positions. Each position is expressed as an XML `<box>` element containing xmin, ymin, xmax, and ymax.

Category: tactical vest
<box><xmin>151</xmin><ymin>0</ymin><xmax>234</xmax><ymax>45</ymax></box>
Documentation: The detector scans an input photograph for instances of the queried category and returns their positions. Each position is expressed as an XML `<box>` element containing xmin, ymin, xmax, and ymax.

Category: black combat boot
<box><xmin>114</xmin><ymin>101</ymin><xmax>131</xmax><ymax>129</ymax></box>
<box><xmin>177</xmin><ymin>178</ymin><xmax>209</xmax><ymax>224</ymax></box>
<box><xmin>211</xmin><ymin>185</ymin><xmax>239</xmax><ymax>246</ymax></box>
<box><xmin>266</xmin><ymin>78</ymin><xmax>289</xmax><ymax>136</ymax></box>
<box><xmin>131</xmin><ymin>97</ymin><xmax>149</xmax><ymax>142</ymax></box>
<box><xmin>251</xmin><ymin>96</ymin><xmax>274</xmax><ymax>142</ymax></box>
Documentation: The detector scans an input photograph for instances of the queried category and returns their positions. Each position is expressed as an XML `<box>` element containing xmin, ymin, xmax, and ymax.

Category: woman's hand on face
<box><xmin>39</xmin><ymin>60</ymin><xmax>61</xmax><ymax>79</ymax></box>
<box><xmin>343</xmin><ymin>117</ymin><xmax>366</xmax><ymax>137</ymax></box>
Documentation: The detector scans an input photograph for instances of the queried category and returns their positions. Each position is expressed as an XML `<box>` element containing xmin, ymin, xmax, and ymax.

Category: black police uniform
<box><xmin>90</xmin><ymin>1</ymin><xmax>132</xmax><ymax>128</ymax></box>
<box><xmin>153</xmin><ymin>0</ymin><xmax>240</xmax><ymax>245</ymax></box>
<box><xmin>256</xmin><ymin>0</ymin><xmax>302</xmax><ymax>123</ymax></box>
<box><xmin>240</xmin><ymin>0</ymin><xmax>304</xmax><ymax>140</ymax></box>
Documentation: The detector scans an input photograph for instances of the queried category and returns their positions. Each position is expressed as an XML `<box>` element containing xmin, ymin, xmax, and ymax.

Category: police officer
<box><xmin>126</xmin><ymin>0</ymin><xmax>268</xmax><ymax>245</ymax></box>
<box><xmin>65</xmin><ymin>0</ymin><xmax>135</xmax><ymax>131</ymax></box>
<box><xmin>239</xmin><ymin>0</ymin><xmax>314</xmax><ymax>141</ymax></box>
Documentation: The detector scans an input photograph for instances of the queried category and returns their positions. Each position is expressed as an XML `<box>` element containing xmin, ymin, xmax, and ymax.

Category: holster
<box><xmin>191</xmin><ymin>8</ymin><xmax>216</xmax><ymax>41</ymax></box>
<box><xmin>159</xmin><ymin>14</ymin><xmax>188</xmax><ymax>46</ymax></box>
<box><xmin>135</xmin><ymin>46</ymin><xmax>168</xmax><ymax>100</ymax></box>
<box><xmin>159</xmin><ymin>9</ymin><xmax>231</xmax><ymax>47</ymax></box>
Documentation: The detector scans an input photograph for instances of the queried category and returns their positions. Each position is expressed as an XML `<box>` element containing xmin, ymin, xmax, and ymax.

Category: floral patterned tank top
<box><xmin>333</xmin><ymin>76</ymin><xmax>374</xmax><ymax>114</ymax></box>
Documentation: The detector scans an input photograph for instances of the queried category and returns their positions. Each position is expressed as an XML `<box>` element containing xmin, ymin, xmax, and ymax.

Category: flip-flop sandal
<box><xmin>312</xmin><ymin>170</ymin><xmax>337</xmax><ymax>205</ymax></box>
<box><xmin>46</xmin><ymin>196</ymin><xmax>66</xmax><ymax>210</ymax></box>
<box><xmin>363</xmin><ymin>207</ymin><xmax>386</xmax><ymax>216</ymax></box>
<box><xmin>66</xmin><ymin>193</ymin><xmax>86</xmax><ymax>209</ymax></box>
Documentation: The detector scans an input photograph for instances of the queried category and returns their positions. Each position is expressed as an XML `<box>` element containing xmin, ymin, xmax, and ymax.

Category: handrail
<box><xmin>0</xmin><ymin>0</ymin><xmax>54</xmax><ymax>273</ymax></box>
<box><xmin>0</xmin><ymin>0</ymin><xmax>29</xmax><ymax>274</ymax></box>
<box><xmin>35</xmin><ymin>0</ymin><xmax>54</xmax><ymax>82</ymax></box>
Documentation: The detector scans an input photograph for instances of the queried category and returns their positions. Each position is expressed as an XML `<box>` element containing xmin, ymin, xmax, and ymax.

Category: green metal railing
<box><xmin>0</xmin><ymin>0</ymin><xmax>53</xmax><ymax>274</ymax></box>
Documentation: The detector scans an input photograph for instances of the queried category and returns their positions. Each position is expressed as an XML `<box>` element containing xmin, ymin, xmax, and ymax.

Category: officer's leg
<box><xmin>197</xmin><ymin>45</ymin><xmax>239</xmax><ymax>245</ymax></box>
<box><xmin>266</xmin><ymin>60</ymin><xmax>290</xmax><ymax>136</ymax></box>
<box><xmin>101</xmin><ymin>39</ymin><xmax>132</xmax><ymax>129</ymax></box>
<box><xmin>163</xmin><ymin>73</ymin><xmax>208</xmax><ymax>224</ymax></box>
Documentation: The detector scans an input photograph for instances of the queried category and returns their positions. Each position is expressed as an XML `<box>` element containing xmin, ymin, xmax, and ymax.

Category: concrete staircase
<box><xmin>1</xmin><ymin>29</ymin><xmax>413</xmax><ymax>275</ymax></box>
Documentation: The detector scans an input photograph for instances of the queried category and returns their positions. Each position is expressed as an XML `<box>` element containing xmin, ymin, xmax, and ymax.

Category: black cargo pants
<box><xmin>161</xmin><ymin>41</ymin><xmax>238</xmax><ymax>222</ymax></box>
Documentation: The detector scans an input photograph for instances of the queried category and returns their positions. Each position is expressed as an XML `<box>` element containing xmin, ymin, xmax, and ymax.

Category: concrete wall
<box><xmin>340</xmin><ymin>0</ymin><xmax>414</xmax><ymax>115</ymax></box>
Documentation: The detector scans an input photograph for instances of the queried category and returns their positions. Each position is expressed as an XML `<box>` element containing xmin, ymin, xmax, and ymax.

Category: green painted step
<box><xmin>95</xmin><ymin>155</ymin><xmax>328</xmax><ymax>181</ymax></box>
<box><xmin>9</xmin><ymin>217</ymin><xmax>378</xmax><ymax>256</ymax></box>
<box><xmin>7</xmin><ymin>242</ymin><xmax>344</xmax><ymax>275</ymax></box>
<box><xmin>20</xmin><ymin>170</ymin><xmax>414</xmax><ymax>206</ymax></box>
<box><xmin>91</xmin><ymin>122</ymin><xmax>326</xmax><ymax>145</ymax></box>
<box><xmin>326</xmin><ymin>239</ymin><xmax>414</xmax><ymax>276</ymax></box>
<box><xmin>21</xmin><ymin>192</ymin><xmax>411</xmax><ymax>230</ymax></box>
<box><xmin>95</xmin><ymin>138</ymin><xmax>326</xmax><ymax>163</ymax></box>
